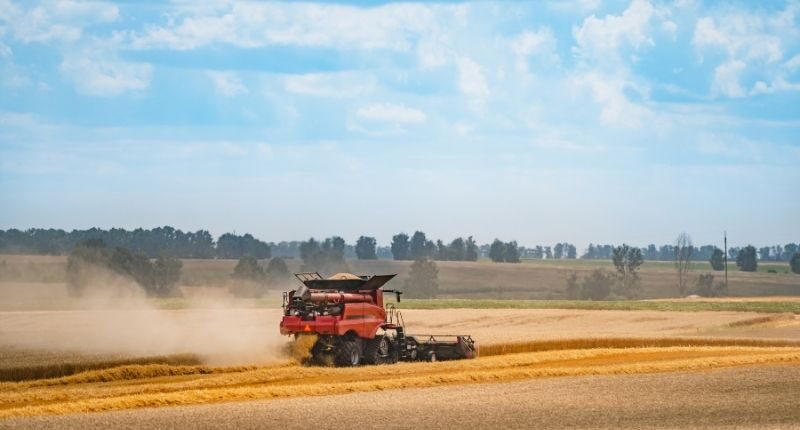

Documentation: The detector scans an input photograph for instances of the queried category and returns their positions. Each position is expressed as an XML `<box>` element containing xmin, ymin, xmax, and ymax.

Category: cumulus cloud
<box><xmin>356</xmin><ymin>103</ymin><xmax>426</xmax><ymax>124</ymax></box>
<box><xmin>60</xmin><ymin>56</ymin><xmax>152</xmax><ymax>97</ymax></box>
<box><xmin>1</xmin><ymin>0</ymin><xmax>118</xmax><ymax>43</ymax></box>
<box><xmin>208</xmin><ymin>71</ymin><xmax>247</xmax><ymax>97</ymax></box>
<box><xmin>693</xmin><ymin>4</ymin><xmax>798</xmax><ymax>98</ymax></box>
<box><xmin>572</xmin><ymin>0</ymin><xmax>662</xmax><ymax>62</ymax></box>
<box><xmin>128</xmin><ymin>3</ymin><xmax>453</xmax><ymax>51</ymax></box>
<box><xmin>456</xmin><ymin>57</ymin><xmax>490</xmax><ymax>99</ymax></box>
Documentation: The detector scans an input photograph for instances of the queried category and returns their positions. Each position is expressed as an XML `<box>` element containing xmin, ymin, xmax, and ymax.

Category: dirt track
<box><xmin>5</xmin><ymin>365</ymin><xmax>798</xmax><ymax>429</ymax></box>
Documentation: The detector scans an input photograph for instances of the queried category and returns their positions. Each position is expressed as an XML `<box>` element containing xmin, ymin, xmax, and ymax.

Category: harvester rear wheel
<box><xmin>334</xmin><ymin>340</ymin><xmax>361</xmax><ymax>367</ymax></box>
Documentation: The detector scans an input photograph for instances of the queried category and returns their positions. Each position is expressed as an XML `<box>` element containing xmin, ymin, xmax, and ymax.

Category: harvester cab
<box><xmin>280</xmin><ymin>272</ymin><xmax>476</xmax><ymax>366</ymax></box>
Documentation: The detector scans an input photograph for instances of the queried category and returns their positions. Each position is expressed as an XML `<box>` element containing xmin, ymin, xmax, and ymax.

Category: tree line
<box><xmin>0</xmin><ymin>227</ymin><xmax>270</xmax><ymax>259</ymax></box>
<box><xmin>583</xmin><ymin>242</ymin><xmax>800</xmax><ymax>262</ymax></box>
<box><xmin>2</xmin><ymin>228</ymin><xmax>797</xmax><ymax>270</ymax></box>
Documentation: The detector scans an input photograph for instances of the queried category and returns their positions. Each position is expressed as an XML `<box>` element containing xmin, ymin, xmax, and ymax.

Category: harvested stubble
<box><xmin>0</xmin><ymin>354</ymin><xmax>203</xmax><ymax>382</ymax></box>
<box><xmin>477</xmin><ymin>337</ymin><xmax>800</xmax><ymax>357</ymax></box>
<box><xmin>1</xmin><ymin>343</ymin><xmax>799</xmax><ymax>418</ymax></box>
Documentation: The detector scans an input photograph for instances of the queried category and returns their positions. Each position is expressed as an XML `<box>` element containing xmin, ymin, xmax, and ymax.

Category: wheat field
<box><xmin>1</xmin><ymin>341</ymin><xmax>799</xmax><ymax>418</ymax></box>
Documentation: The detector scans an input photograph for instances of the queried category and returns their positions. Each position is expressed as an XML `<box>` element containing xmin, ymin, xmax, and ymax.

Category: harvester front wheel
<box><xmin>335</xmin><ymin>340</ymin><xmax>361</xmax><ymax>367</ymax></box>
<box><xmin>363</xmin><ymin>335</ymin><xmax>391</xmax><ymax>365</ymax></box>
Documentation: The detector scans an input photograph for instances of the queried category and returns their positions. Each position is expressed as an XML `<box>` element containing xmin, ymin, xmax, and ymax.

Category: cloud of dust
<box><xmin>0</xmin><ymin>265</ymin><xmax>290</xmax><ymax>366</ymax></box>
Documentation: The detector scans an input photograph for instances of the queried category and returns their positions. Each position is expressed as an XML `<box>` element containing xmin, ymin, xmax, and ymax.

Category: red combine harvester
<box><xmin>280</xmin><ymin>272</ymin><xmax>476</xmax><ymax>366</ymax></box>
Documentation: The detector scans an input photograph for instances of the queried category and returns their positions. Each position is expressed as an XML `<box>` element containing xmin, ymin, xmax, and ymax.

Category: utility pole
<box><xmin>724</xmin><ymin>231</ymin><xmax>728</xmax><ymax>287</ymax></box>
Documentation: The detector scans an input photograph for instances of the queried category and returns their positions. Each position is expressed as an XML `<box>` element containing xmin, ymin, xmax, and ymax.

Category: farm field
<box><xmin>4</xmin><ymin>365</ymin><xmax>798</xmax><ymax>430</ymax></box>
<box><xmin>1</xmin><ymin>257</ymin><xmax>799</xmax><ymax>428</ymax></box>
<box><xmin>1</xmin><ymin>255</ymin><xmax>799</xmax><ymax>308</ymax></box>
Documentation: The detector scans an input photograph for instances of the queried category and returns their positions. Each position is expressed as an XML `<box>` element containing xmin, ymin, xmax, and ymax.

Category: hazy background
<box><xmin>1</xmin><ymin>0</ymin><xmax>798</xmax><ymax>249</ymax></box>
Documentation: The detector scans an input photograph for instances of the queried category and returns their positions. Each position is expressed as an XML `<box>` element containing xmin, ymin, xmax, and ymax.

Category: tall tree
<box><xmin>709</xmin><ymin>248</ymin><xmax>724</xmax><ymax>271</ymax></box>
<box><xmin>409</xmin><ymin>231</ymin><xmax>429</xmax><ymax>260</ymax></box>
<box><xmin>674</xmin><ymin>233</ymin><xmax>693</xmax><ymax>296</ymax></box>
<box><xmin>355</xmin><ymin>236</ymin><xmax>377</xmax><ymax>260</ymax></box>
<box><xmin>790</xmin><ymin>253</ymin><xmax>800</xmax><ymax>275</ymax></box>
<box><xmin>489</xmin><ymin>239</ymin><xmax>506</xmax><ymax>263</ymax></box>
<box><xmin>566</xmin><ymin>244</ymin><xmax>577</xmax><ymax>259</ymax></box>
<box><xmin>736</xmin><ymin>245</ymin><xmax>758</xmax><ymax>272</ymax></box>
<box><xmin>448</xmin><ymin>237</ymin><xmax>466</xmax><ymax>261</ymax></box>
<box><xmin>504</xmin><ymin>241</ymin><xmax>521</xmax><ymax>263</ymax></box>
<box><xmin>403</xmin><ymin>258</ymin><xmax>439</xmax><ymax>299</ymax></box>
<box><xmin>391</xmin><ymin>233</ymin><xmax>410</xmax><ymax>261</ymax></box>
<box><xmin>435</xmin><ymin>240</ymin><xmax>448</xmax><ymax>261</ymax></box>
<box><xmin>553</xmin><ymin>243</ymin><xmax>564</xmax><ymax>259</ymax></box>
<box><xmin>465</xmin><ymin>236</ymin><xmax>479</xmax><ymax>261</ymax></box>
<box><xmin>611</xmin><ymin>244</ymin><xmax>643</xmax><ymax>298</ymax></box>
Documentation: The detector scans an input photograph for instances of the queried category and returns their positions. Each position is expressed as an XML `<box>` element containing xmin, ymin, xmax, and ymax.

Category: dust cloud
<box><xmin>0</xmin><ymin>266</ymin><xmax>289</xmax><ymax>366</ymax></box>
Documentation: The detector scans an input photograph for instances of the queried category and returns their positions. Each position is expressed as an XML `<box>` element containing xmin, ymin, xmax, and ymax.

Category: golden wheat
<box><xmin>1</xmin><ymin>345</ymin><xmax>798</xmax><ymax>418</ymax></box>
<box><xmin>477</xmin><ymin>337</ymin><xmax>800</xmax><ymax>357</ymax></box>
<box><xmin>0</xmin><ymin>354</ymin><xmax>203</xmax><ymax>383</ymax></box>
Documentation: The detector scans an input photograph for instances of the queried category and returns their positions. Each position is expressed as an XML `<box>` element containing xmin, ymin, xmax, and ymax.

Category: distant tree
<box><xmin>566</xmin><ymin>244</ymin><xmax>577</xmax><ymax>259</ymax></box>
<box><xmin>391</xmin><ymin>233</ymin><xmax>410</xmax><ymax>261</ymax></box>
<box><xmin>784</xmin><ymin>244</ymin><xmax>799</xmax><ymax>262</ymax></box>
<box><xmin>790</xmin><ymin>253</ymin><xmax>800</xmax><ymax>275</ymax></box>
<box><xmin>489</xmin><ymin>239</ymin><xmax>506</xmax><ymax>263</ymax></box>
<box><xmin>728</xmin><ymin>247</ymin><xmax>740</xmax><ymax>261</ymax></box>
<box><xmin>265</xmin><ymin>257</ymin><xmax>291</xmax><ymax>286</ymax></box>
<box><xmin>736</xmin><ymin>245</ymin><xmax>758</xmax><ymax>272</ymax></box>
<box><xmin>645</xmin><ymin>244</ymin><xmax>658</xmax><ymax>260</ymax></box>
<box><xmin>66</xmin><ymin>241</ymin><xmax>181</xmax><ymax>298</ymax></box>
<box><xmin>232</xmin><ymin>256</ymin><xmax>265</xmax><ymax>281</ymax></box>
<box><xmin>153</xmin><ymin>255</ymin><xmax>182</xmax><ymax>297</ymax></box>
<box><xmin>544</xmin><ymin>246</ymin><xmax>552</xmax><ymax>259</ymax></box>
<box><xmin>298</xmin><ymin>236</ymin><xmax>347</xmax><ymax>274</ymax></box>
<box><xmin>409</xmin><ymin>231</ymin><xmax>431</xmax><ymax>260</ymax></box>
<box><xmin>674</xmin><ymin>233</ymin><xmax>693</xmax><ymax>296</ymax></box>
<box><xmin>582</xmin><ymin>244</ymin><xmax>595</xmax><ymax>259</ymax></box>
<box><xmin>611</xmin><ymin>244</ymin><xmax>643</xmax><ymax>298</ymax></box>
<box><xmin>759</xmin><ymin>246</ymin><xmax>772</xmax><ymax>262</ymax></box>
<box><xmin>404</xmin><ymin>258</ymin><xmax>439</xmax><ymax>299</ymax></box>
<box><xmin>448</xmin><ymin>237</ymin><xmax>466</xmax><ymax>261</ymax></box>
<box><xmin>465</xmin><ymin>236</ymin><xmax>479</xmax><ymax>261</ymax></box>
<box><xmin>694</xmin><ymin>273</ymin><xmax>726</xmax><ymax>297</ymax></box>
<box><xmin>565</xmin><ymin>272</ymin><xmax>580</xmax><ymax>300</ymax></box>
<box><xmin>581</xmin><ymin>269</ymin><xmax>613</xmax><ymax>300</ymax></box>
<box><xmin>435</xmin><ymin>240</ymin><xmax>448</xmax><ymax>261</ymax></box>
<box><xmin>504</xmin><ymin>241</ymin><xmax>521</xmax><ymax>263</ymax></box>
<box><xmin>553</xmin><ymin>243</ymin><xmax>564</xmax><ymax>259</ymax></box>
<box><xmin>355</xmin><ymin>236</ymin><xmax>377</xmax><ymax>260</ymax></box>
<box><xmin>709</xmin><ymin>248</ymin><xmax>725</xmax><ymax>271</ymax></box>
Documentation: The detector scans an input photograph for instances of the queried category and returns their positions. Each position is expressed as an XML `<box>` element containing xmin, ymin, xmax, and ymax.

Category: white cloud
<box><xmin>207</xmin><ymin>71</ymin><xmax>247</xmax><ymax>97</ymax></box>
<box><xmin>711</xmin><ymin>60</ymin><xmax>746</xmax><ymax>98</ymax></box>
<box><xmin>570</xmin><ymin>72</ymin><xmax>654</xmax><ymax>129</ymax></box>
<box><xmin>59</xmin><ymin>56</ymin><xmax>152</xmax><ymax>97</ymax></box>
<box><xmin>693</xmin><ymin>4</ymin><xmax>798</xmax><ymax>98</ymax></box>
<box><xmin>283</xmin><ymin>72</ymin><xmax>374</xmax><ymax>97</ymax></box>
<box><xmin>456</xmin><ymin>57</ymin><xmax>489</xmax><ymax>98</ymax></box>
<box><xmin>129</xmin><ymin>3</ymin><xmax>454</xmax><ymax>51</ymax></box>
<box><xmin>572</xmin><ymin>0</ymin><xmax>661</xmax><ymax>62</ymax></box>
<box><xmin>511</xmin><ymin>28</ymin><xmax>559</xmax><ymax>73</ymax></box>
<box><xmin>1</xmin><ymin>0</ymin><xmax>118</xmax><ymax>43</ymax></box>
<box><xmin>356</xmin><ymin>103</ymin><xmax>426</xmax><ymax>124</ymax></box>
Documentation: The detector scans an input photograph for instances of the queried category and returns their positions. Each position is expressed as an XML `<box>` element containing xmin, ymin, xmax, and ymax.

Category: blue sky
<box><xmin>0</xmin><ymin>0</ymin><xmax>798</xmax><ymax>249</ymax></box>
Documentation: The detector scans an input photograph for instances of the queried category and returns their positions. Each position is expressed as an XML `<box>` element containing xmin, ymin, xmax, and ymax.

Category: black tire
<box><xmin>363</xmin><ymin>336</ymin><xmax>390</xmax><ymax>365</ymax></box>
<box><xmin>334</xmin><ymin>340</ymin><xmax>361</xmax><ymax>367</ymax></box>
